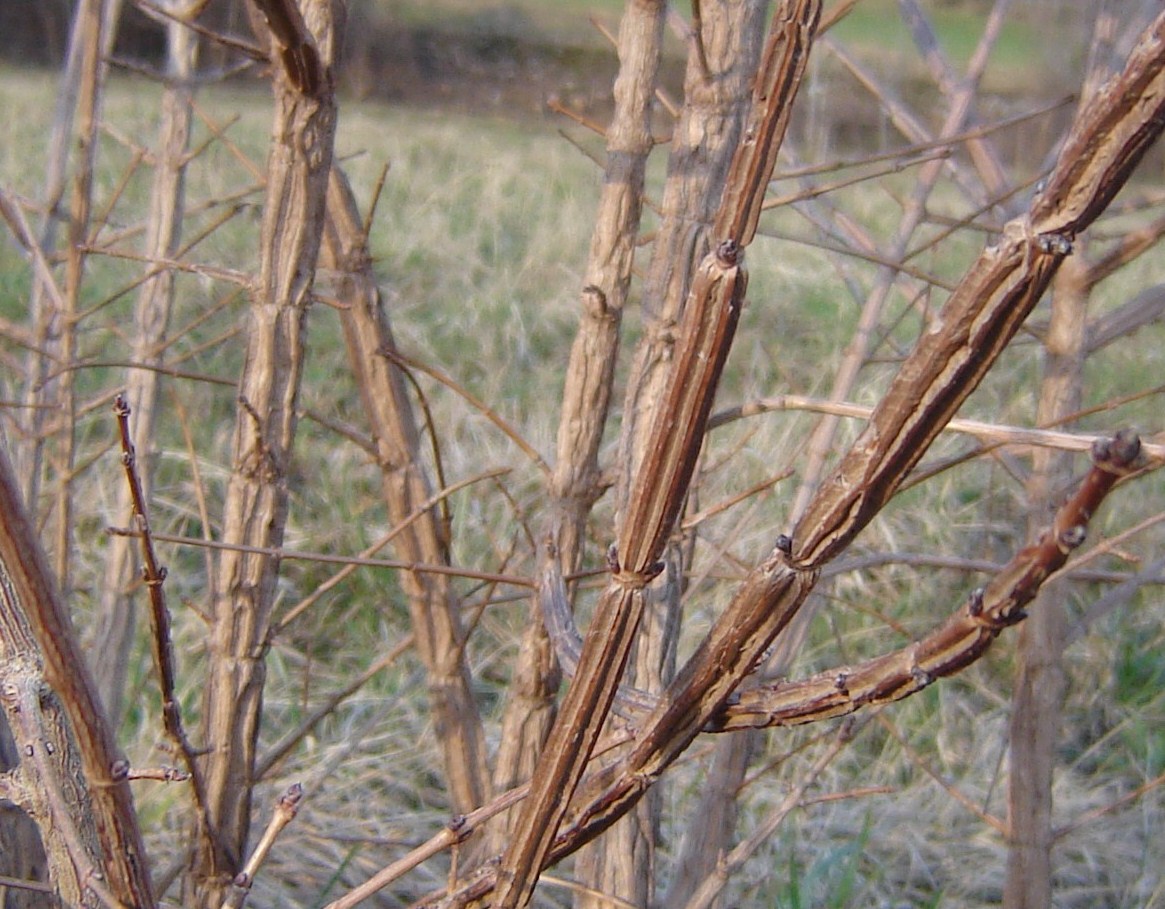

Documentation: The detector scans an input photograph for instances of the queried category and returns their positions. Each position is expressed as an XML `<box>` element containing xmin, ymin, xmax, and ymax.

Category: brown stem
<box><xmin>95</xmin><ymin>0</ymin><xmax>198</xmax><ymax>726</ymax></box>
<box><xmin>192</xmin><ymin>3</ymin><xmax>336</xmax><ymax>904</ymax></box>
<box><xmin>323</xmin><ymin>163</ymin><xmax>490</xmax><ymax>816</ymax></box>
<box><xmin>0</xmin><ymin>443</ymin><xmax>155</xmax><ymax>908</ymax></box>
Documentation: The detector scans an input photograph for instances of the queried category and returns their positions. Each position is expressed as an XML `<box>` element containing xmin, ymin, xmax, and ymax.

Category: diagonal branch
<box><xmin>791</xmin><ymin>11</ymin><xmax>1165</xmax><ymax>569</ymax></box>
<box><xmin>112</xmin><ymin>394</ymin><xmax>212</xmax><ymax>836</ymax></box>
<box><xmin>323</xmin><ymin>163</ymin><xmax>490</xmax><ymax>816</ymax></box>
<box><xmin>500</xmin><ymin>16</ymin><xmax>1164</xmax><ymax>898</ymax></box>
<box><xmin>551</xmin><ymin>15</ymin><xmax>1165</xmax><ymax>856</ymax></box>
<box><xmin>0</xmin><ymin>443</ymin><xmax>155</xmax><ymax>907</ymax></box>
<box><xmin>710</xmin><ymin>432</ymin><xmax>1147</xmax><ymax>731</ymax></box>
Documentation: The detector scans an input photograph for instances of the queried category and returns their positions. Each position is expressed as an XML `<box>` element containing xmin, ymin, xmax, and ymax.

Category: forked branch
<box><xmin>428</xmin><ymin>14</ymin><xmax>1165</xmax><ymax>906</ymax></box>
<box><xmin>495</xmin><ymin>4</ymin><xmax>821</xmax><ymax>906</ymax></box>
<box><xmin>710</xmin><ymin>431</ymin><xmax>1147</xmax><ymax>730</ymax></box>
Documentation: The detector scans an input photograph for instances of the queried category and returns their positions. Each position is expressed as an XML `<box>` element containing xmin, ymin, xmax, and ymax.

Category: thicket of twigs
<box><xmin>0</xmin><ymin>2</ymin><xmax>1163</xmax><ymax>908</ymax></box>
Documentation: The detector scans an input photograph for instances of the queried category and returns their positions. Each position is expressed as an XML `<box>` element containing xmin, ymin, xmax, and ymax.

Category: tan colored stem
<box><xmin>322</xmin><ymin>164</ymin><xmax>489</xmax><ymax>815</ymax></box>
<box><xmin>193</xmin><ymin>3</ymin><xmax>336</xmax><ymax>904</ymax></box>
<box><xmin>0</xmin><ymin>444</ymin><xmax>155</xmax><ymax>908</ymax></box>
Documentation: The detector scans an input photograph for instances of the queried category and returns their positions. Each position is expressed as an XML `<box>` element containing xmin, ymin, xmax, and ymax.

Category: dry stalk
<box><xmin>899</xmin><ymin>0</ymin><xmax>1011</xmax><ymax>200</ymax></box>
<box><xmin>0</xmin><ymin>447</ymin><xmax>154</xmax><ymax>907</ymax></box>
<box><xmin>106</xmin><ymin>528</ymin><xmax>531</xmax><ymax>589</ymax></box>
<box><xmin>191</xmin><ymin>1</ymin><xmax>336</xmax><ymax>903</ymax></box>
<box><xmin>410</xmin><ymin>16</ymin><xmax>1165</xmax><ymax>905</ymax></box>
<box><xmin>709</xmin><ymin>393</ymin><xmax>1165</xmax><ymax>460</ymax></box>
<box><xmin>15</xmin><ymin>0</ymin><xmax>118</xmax><ymax>521</ymax></box>
<box><xmin>0</xmin><ymin>874</ymin><xmax>54</xmax><ymax>898</ymax></box>
<box><xmin>543</xmin><ymin>0</ymin><xmax>665</xmax><ymax>579</ymax></box>
<box><xmin>327</xmin><ymin>730</ymin><xmax>637</xmax><ymax>909</ymax></box>
<box><xmin>712</xmin><ymin>432</ymin><xmax>1146</xmax><ymax>731</ymax></box>
<box><xmin>49</xmin><ymin>0</ymin><xmax>108</xmax><ymax>592</ymax></box>
<box><xmin>789</xmin><ymin>0</ymin><xmax>1015</xmax><ymax>526</ymax></box>
<box><xmin>614</xmin><ymin>0</ymin><xmax>771</xmax><ymax>502</ymax></box>
<box><xmin>322</xmin><ymin>163</ymin><xmax>490</xmax><ymax>815</ymax></box>
<box><xmin>497</xmin><ymin>5</ymin><xmax>821</xmax><ymax>907</ymax></box>
<box><xmin>93</xmin><ymin>0</ymin><xmax>196</xmax><ymax>722</ymax></box>
<box><xmin>566</xmin><ymin>1</ymin><xmax>735</xmax><ymax>895</ymax></box>
<box><xmin>111</xmin><ymin>395</ymin><xmax>209</xmax><ymax>814</ymax></box>
<box><xmin>378</xmin><ymin>348</ymin><xmax>550</xmax><ymax>478</ymax></box>
<box><xmin>219</xmin><ymin>783</ymin><xmax>304</xmax><ymax>909</ymax></box>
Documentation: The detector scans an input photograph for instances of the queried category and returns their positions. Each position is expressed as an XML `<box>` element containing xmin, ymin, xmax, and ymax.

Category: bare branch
<box><xmin>712</xmin><ymin>432</ymin><xmax>1147</xmax><ymax>732</ymax></box>
<box><xmin>219</xmin><ymin>783</ymin><xmax>304</xmax><ymax>909</ymax></box>
<box><xmin>111</xmin><ymin>394</ymin><xmax>212</xmax><ymax>826</ymax></box>
<box><xmin>0</xmin><ymin>445</ymin><xmax>155</xmax><ymax>907</ymax></box>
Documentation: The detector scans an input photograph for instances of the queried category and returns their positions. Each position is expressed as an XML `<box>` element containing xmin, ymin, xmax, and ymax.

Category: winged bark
<box><xmin>1</xmin><ymin>2</ymin><xmax>1163</xmax><ymax>907</ymax></box>
<box><xmin>498</xmin><ymin>4</ymin><xmax>820</xmax><ymax>907</ymax></box>
<box><xmin>495</xmin><ymin>0</ymin><xmax>667</xmax><ymax>865</ymax></box>
<box><xmin>587</xmin><ymin>0</ymin><xmax>1165</xmax><ymax>847</ymax></box>
<box><xmin>321</xmin><ymin>164</ymin><xmax>489</xmax><ymax>815</ymax></box>
<box><xmin>406</xmin><ymin>13</ymin><xmax>1165</xmax><ymax>905</ymax></box>
<box><xmin>190</xmin><ymin>2</ymin><xmax>336</xmax><ymax>905</ymax></box>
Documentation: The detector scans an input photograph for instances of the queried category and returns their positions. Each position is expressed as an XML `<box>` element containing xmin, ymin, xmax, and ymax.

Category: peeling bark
<box><xmin>190</xmin><ymin>1</ymin><xmax>337</xmax><ymax>905</ymax></box>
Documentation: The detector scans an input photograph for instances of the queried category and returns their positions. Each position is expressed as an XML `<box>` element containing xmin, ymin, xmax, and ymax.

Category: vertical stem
<box><xmin>16</xmin><ymin>0</ymin><xmax>122</xmax><ymax>509</ymax></box>
<box><xmin>52</xmin><ymin>0</ymin><xmax>111</xmax><ymax>593</ymax></box>
<box><xmin>191</xmin><ymin>3</ymin><xmax>336</xmax><ymax>905</ymax></box>
<box><xmin>323</xmin><ymin>165</ymin><xmax>489</xmax><ymax>816</ymax></box>
<box><xmin>578</xmin><ymin>5</ymin><xmax>769</xmax><ymax>902</ymax></box>
<box><xmin>1004</xmin><ymin>254</ymin><xmax>1088</xmax><ymax>909</ymax></box>
<box><xmin>616</xmin><ymin>0</ymin><xmax>769</xmax><ymax>499</ymax></box>
<box><xmin>515</xmin><ymin>0</ymin><xmax>665</xmax><ymax>881</ymax></box>
<box><xmin>95</xmin><ymin>1</ymin><xmax>198</xmax><ymax>727</ymax></box>
<box><xmin>547</xmin><ymin>0</ymin><xmax>666</xmax><ymax>573</ymax></box>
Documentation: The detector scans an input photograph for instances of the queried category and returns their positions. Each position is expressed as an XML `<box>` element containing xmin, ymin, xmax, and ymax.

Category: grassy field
<box><xmin>379</xmin><ymin>0</ymin><xmax>1052</xmax><ymax>87</ymax></box>
<box><xmin>1</xmin><ymin>8</ymin><xmax>1163</xmax><ymax>904</ymax></box>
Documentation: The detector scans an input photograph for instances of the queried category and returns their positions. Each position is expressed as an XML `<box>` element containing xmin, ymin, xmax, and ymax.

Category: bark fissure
<box><xmin>0</xmin><ymin>447</ymin><xmax>155</xmax><ymax>908</ymax></box>
<box><xmin>191</xmin><ymin>2</ymin><xmax>337</xmax><ymax>904</ymax></box>
<box><xmin>498</xmin><ymin>4</ymin><xmax>821</xmax><ymax>906</ymax></box>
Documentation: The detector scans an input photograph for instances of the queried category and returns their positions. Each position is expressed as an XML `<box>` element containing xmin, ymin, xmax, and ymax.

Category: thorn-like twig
<box><xmin>220</xmin><ymin>783</ymin><xmax>305</xmax><ymax>909</ymax></box>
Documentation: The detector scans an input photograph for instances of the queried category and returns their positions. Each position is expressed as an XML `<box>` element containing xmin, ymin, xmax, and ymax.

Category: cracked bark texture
<box><xmin>405</xmin><ymin>13</ymin><xmax>1165</xmax><ymax>906</ymax></box>
<box><xmin>0</xmin><ymin>446</ymin><xmax>155</xmax><ymax>908</ymax></box>
<box><xmin>492</xmin><ymin>2</ymin><xmax>669</xmax><ymax>862</ymax></box>
<box><xmin>575</xmin><ymin>5</ymin><xmax>769</xmax><ymax>905</ymax></box>
<box><xmin>190</xmin><ymin>1</ymin><xmax>337</xmax><ymax>905</ymax></box>
<box><xmin>322</xmin><ymin>165</ymin><xmax>489</xmax><ymax>816</ymax></box>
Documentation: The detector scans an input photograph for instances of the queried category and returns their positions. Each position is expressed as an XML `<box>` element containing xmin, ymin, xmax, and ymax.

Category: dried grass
<box><xmin>1</xmin><ymin>36</ymin><xmax>1163</xmax><ymax>906</ymax></box>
